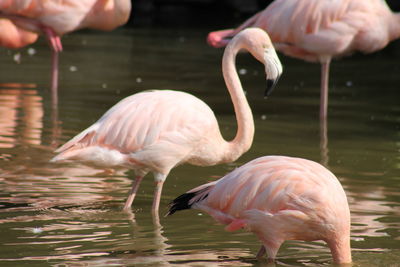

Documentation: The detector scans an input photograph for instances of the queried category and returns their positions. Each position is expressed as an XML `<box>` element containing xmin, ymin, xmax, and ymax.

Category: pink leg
<box><xmin>50</xmin><ymin>48</ymin><xmax>59</xmax><ymax>106</ymax></box>
<box><xmin>41</xmin><ymin>26</ymin><xmax>62</xmax><ymax>52</ymax></box>
<box><xmin>41</xmin><ymin>26</ymin><xmax>62</xmax><ymax>102</ymax></box>
<box><xmin>320</xmin><ymin>59</ymin><xmax>331</xmax><ymax>120</ymax></box>
<box><xmin>152</xmin><ymin>181</ymin><xmax>164</xmax><ymax>214</ymax></box>
<box><xmin>123</xmin><ymin>175</ymin><xmax>144</xmax><ymax>211</ymax></box>
<box><xmin>320</xmin><ymin>115</ymin><xmax>329</xmax><ymax>167</ymax></box>
<box><xmin>0</xmin><ymin>14</ymin><xmax>61</xmax><ymax>97</ymax></box>
<box><xmin>319</xmin><ymin>58</ymin><xmax>331</xmax><ymax>166</ymax></box>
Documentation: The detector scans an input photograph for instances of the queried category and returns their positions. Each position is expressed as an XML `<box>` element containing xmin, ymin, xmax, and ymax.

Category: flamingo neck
<box><xmin>221</xmin><ymin>42</ymin><xmax>255</xmax><ymax>162</ymax></box>
<box><xmin>327</xmin><ymin>235</ymin><xmax>352</xmax><ymax>265</ymax></box>
<box><xmin>389</xmin><ymin>13</ymin><xmax>400</xmax><ymax>41</ymax></box>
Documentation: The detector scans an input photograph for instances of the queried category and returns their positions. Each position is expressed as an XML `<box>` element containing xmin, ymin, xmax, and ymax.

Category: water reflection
<box><xmin>0</xmin><ymin>83</ymin><xmax>61</xmax><ymax>150</ymax></box>
<box><xmin>0</xmin><ymin>84</ymin><xmax>42</xmax><ymax>148</ymax></box>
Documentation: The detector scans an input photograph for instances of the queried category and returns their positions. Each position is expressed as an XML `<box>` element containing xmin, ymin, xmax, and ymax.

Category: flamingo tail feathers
<box><xmin>166</xmin><ymin>182</ymin><xmax>215</xmax><ymax>216</ymax></box>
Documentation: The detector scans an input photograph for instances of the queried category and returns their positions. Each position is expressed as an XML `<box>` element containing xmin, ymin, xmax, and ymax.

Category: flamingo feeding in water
<box><xmin>207</xmin><ymin>0</ymin><xmax>400</xmax><ymax>119</ymax></box>
<box><xmin>51</xmin><ymin>28</ymin><xmax>283</xmax><ymax>213</ymax></box>
<box><xmin>167</xmin><ymin>156</ymin><xmax>352</xmax><ymax>264</ymax></box>
<box><xmin>0</xmin><ymin>0</ymin><xmax>131</xmax><ymax>98</ymax></box>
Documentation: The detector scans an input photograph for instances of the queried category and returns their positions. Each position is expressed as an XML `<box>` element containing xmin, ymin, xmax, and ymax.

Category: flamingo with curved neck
<box><xmin>51</xmin><ymin>28</ymin><xmax>283</xmax><ymax>214</ymax></box>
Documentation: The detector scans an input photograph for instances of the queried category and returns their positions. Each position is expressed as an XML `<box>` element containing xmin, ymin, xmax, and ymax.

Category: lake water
<box><xmin>0</xmin><ymin>26</ymin><xmax>399</xmax><ymax>266</ymax></box>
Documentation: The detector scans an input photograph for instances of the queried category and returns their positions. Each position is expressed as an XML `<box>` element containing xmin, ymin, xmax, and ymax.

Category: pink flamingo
<box><xmin>167</xmin><ymin>155</ymin><xmax>352</xmax><ymax>264</ymax></box>
<box><xmin>207</xmin><ymin>0</ymin><xmax>400</xmax><ymax>119</ymax></box>
<box><xmin>51</xmin><ymin>28</ymin><xmax>283</xmax><ymax>213</ymax></box>
<box><xmin>0</xmin><ymin>0</ymin><xmax>131</xmax><ymax>98</ymax></box>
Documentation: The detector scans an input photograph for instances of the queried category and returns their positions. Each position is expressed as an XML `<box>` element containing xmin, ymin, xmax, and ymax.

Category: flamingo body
<box><xmin>51</xmin><ymin>28</ymin><xmax>283</xmax><ymax>212</ymax></box>
<box><xmin>168</xmin><ymin>156</ymin><xmax>352</xmax><ymax>264</ymax></box>
<box><xmin>208</xmin><ymin>0</ymin><xmax>400</xmax><ymax>118</ymax></box>
<box><xmin>52</xmin><ymin>90</ymin><xmax>230</xmax><ymax>174</ymax></box>
<box><xmin>0</xmin><ymin>0</ymin><xmax>131</xmax><ymax>35</ymax></box>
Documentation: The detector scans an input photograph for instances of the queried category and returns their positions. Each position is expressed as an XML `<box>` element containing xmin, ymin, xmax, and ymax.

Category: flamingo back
<box><xmin>203</xmin><ymin>156</ymin><xmax>347</xmax><ymax>217</ymax></box>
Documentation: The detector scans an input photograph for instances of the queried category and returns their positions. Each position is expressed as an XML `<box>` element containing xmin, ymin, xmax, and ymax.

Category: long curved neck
<box><xmin>389</xmin><ymin>13</ymin><xmax>400</xmax><ymax>41</ymax></box>
<box><xmin>327</xmin><ymin>233</ymin><xmax>352</xmax><ymax>264</ymax></box>
<box><xmin>221</xmin><ymin>41</ymin><xmax>255</xmax><ymax>162</ymax></box>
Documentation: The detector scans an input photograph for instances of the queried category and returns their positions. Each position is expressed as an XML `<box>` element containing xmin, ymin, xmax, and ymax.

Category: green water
<box><xmin>0</xmin><ymin>27</ymin><xmax>399</xmax><ymax>266</ymax></box>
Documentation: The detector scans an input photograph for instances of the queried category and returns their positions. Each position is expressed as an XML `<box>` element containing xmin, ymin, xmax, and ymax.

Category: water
<box><xmin>0</xmin><ymin>27</ymin><xmax>399</xmax><ymax>266</ymax></box>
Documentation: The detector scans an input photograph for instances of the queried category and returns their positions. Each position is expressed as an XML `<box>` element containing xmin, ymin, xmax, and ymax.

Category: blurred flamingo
<box><xmin>168</xmin><ymin>155</ymin><xmax>352</xmax><ymax>264</ymax></box>
<box><xmin>51</xmin><ymin>28</ymin><xmax>283</xmax><ymax>213</ymax></box>
<box><xmin>0</xmin><ymin>0</ymin><xmax>131</xmax><ymax>101</ymax></box>
<box><xmin>207</xmin><ymin>0</ymin><xmax>400</xmax><ymax>119</ymax></box>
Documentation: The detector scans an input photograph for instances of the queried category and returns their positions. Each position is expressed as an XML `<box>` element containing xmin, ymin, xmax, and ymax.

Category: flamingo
<box><xmin>207</xmin><ymin>0</ymin><xmax>400</xmax><ymax>119</ymax></box>
<box><xmin>167</xmin><ymin>155</ymin><xmax>352</xmax><ymax>264</ymax></box>
<box><xmin>0</xmin><ymin>0</ymin><xmax>131</xmax><ymax>98</ymax></box>
<box><xmin>50</xmin><ymin>28</ymin><xmax>283</xmax><ymax>213</ymax></box>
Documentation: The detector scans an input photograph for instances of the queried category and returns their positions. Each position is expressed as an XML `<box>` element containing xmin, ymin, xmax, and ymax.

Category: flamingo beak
<box><xmin>264</xmin><ymin>76</ymin><xmax>280</xmax><ymax>98</ymax></box>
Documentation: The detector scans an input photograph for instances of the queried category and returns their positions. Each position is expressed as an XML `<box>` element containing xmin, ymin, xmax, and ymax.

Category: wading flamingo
<box><xmin>167</xmin><ymin>156</ymin><xmax>352</xmax><ymax>264</ymax></box>
<box><xmin>207</xmin><ymin>0</ymin><xmax>400</xmax><ymax>119</ymax></box>
<box><xmin>51</xmin><ymin>28</ymin><xmax>283</xmax><ymax>214</ymax></box>
<box><xmin>0</xmin><ymin>0</ymin><xmax>131</xmax><ymax>99</ymax></box>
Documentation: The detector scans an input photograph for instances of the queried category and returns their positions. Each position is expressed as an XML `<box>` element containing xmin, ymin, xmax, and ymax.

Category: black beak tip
<box><xmin>264</xmin><ymin>79</ymin><xmax>277</xmax><ymax>98</ymax></box>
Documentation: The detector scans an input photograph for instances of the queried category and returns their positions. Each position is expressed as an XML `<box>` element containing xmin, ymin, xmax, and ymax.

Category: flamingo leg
<box><xmin>320</xmin><ymin>115</ymin><xmax>329</xmax><ymax>167</ymax></box>
<box><xmin>0</xmin><ymin>14</ymin><xmax>61</xmax><ymax>97</ymax></box>
<box><xmin>123</xmin><ymin>175</ymin><xmax>144</xmax><ymax>211</ymax></box>
<box><xmin>319</xmin><ymin>58</ymin><xmax>331</xmax><ymax>120</ymax></box>
<box><xmin>41</xmin><ymin>26</ymin><xmax>62</xmax><ymax>105</ymax></box>
<box><xmin>319</xmin><ymin>57</ymin><xmax>331</xmax><ymax>166</ymax></box>
<box><xmin>152</xmin><ymin>181</ymin><xmax>164</xmax><ymax>214</ymax></box>
<box><xmin>50</xmin><ymin>48</ymin><xmax>59</xmax><ymax>106</ymax></box>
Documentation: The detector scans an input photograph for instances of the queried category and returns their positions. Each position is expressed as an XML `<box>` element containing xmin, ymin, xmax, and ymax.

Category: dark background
<box><xmin>129</xmin><ymin>0</ymin><xmax>400</xmax><ymax>27</ymax></box>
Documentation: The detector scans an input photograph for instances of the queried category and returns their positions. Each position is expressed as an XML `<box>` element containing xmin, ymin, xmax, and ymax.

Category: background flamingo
<box><xmin>0</xmin><ymin>0</ymin><xmax>131</xmax><ymax>101</ymax></box>
<box><xmin>167</xmin><ymin>155</ymin><xmax>352</xmax><ymax>264</ymax></box>
<box><xmin>51</xmin><ymin>28</ymin><xmax>283</xmax><ymax>214</ymax></box>
<box><xmin>207</xmin><ymin>0</ymin><xmax>400</xmax><ymax>120</ymax></box>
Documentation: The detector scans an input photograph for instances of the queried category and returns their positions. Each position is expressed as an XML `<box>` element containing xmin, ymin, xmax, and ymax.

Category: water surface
<box><xmin>0</xmin><ymin>27</ymin><xmax>399</xmax><ymax>266</ymax></box>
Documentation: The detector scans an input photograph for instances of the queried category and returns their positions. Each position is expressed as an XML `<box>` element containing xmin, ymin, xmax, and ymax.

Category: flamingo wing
<box><xmin>54</xmin><ymin>90</ymin><xmax>221</xmax><ymax>173</ymax></box>
<box><xmin>202</xmin><ymin>156</ymin><xmax>341</xmax><ymax>214</ymax></box>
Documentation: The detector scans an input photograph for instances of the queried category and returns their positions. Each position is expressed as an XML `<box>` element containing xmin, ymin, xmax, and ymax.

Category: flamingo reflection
<box><xmin>0</xmin><ymin>83</ymin><xmax>61</xmax><ymax>149</ymax></box>
<box><xmin>0</xmin><ymin>84</ymin><xmax>43</xmax><ymax>148</ymax></box>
